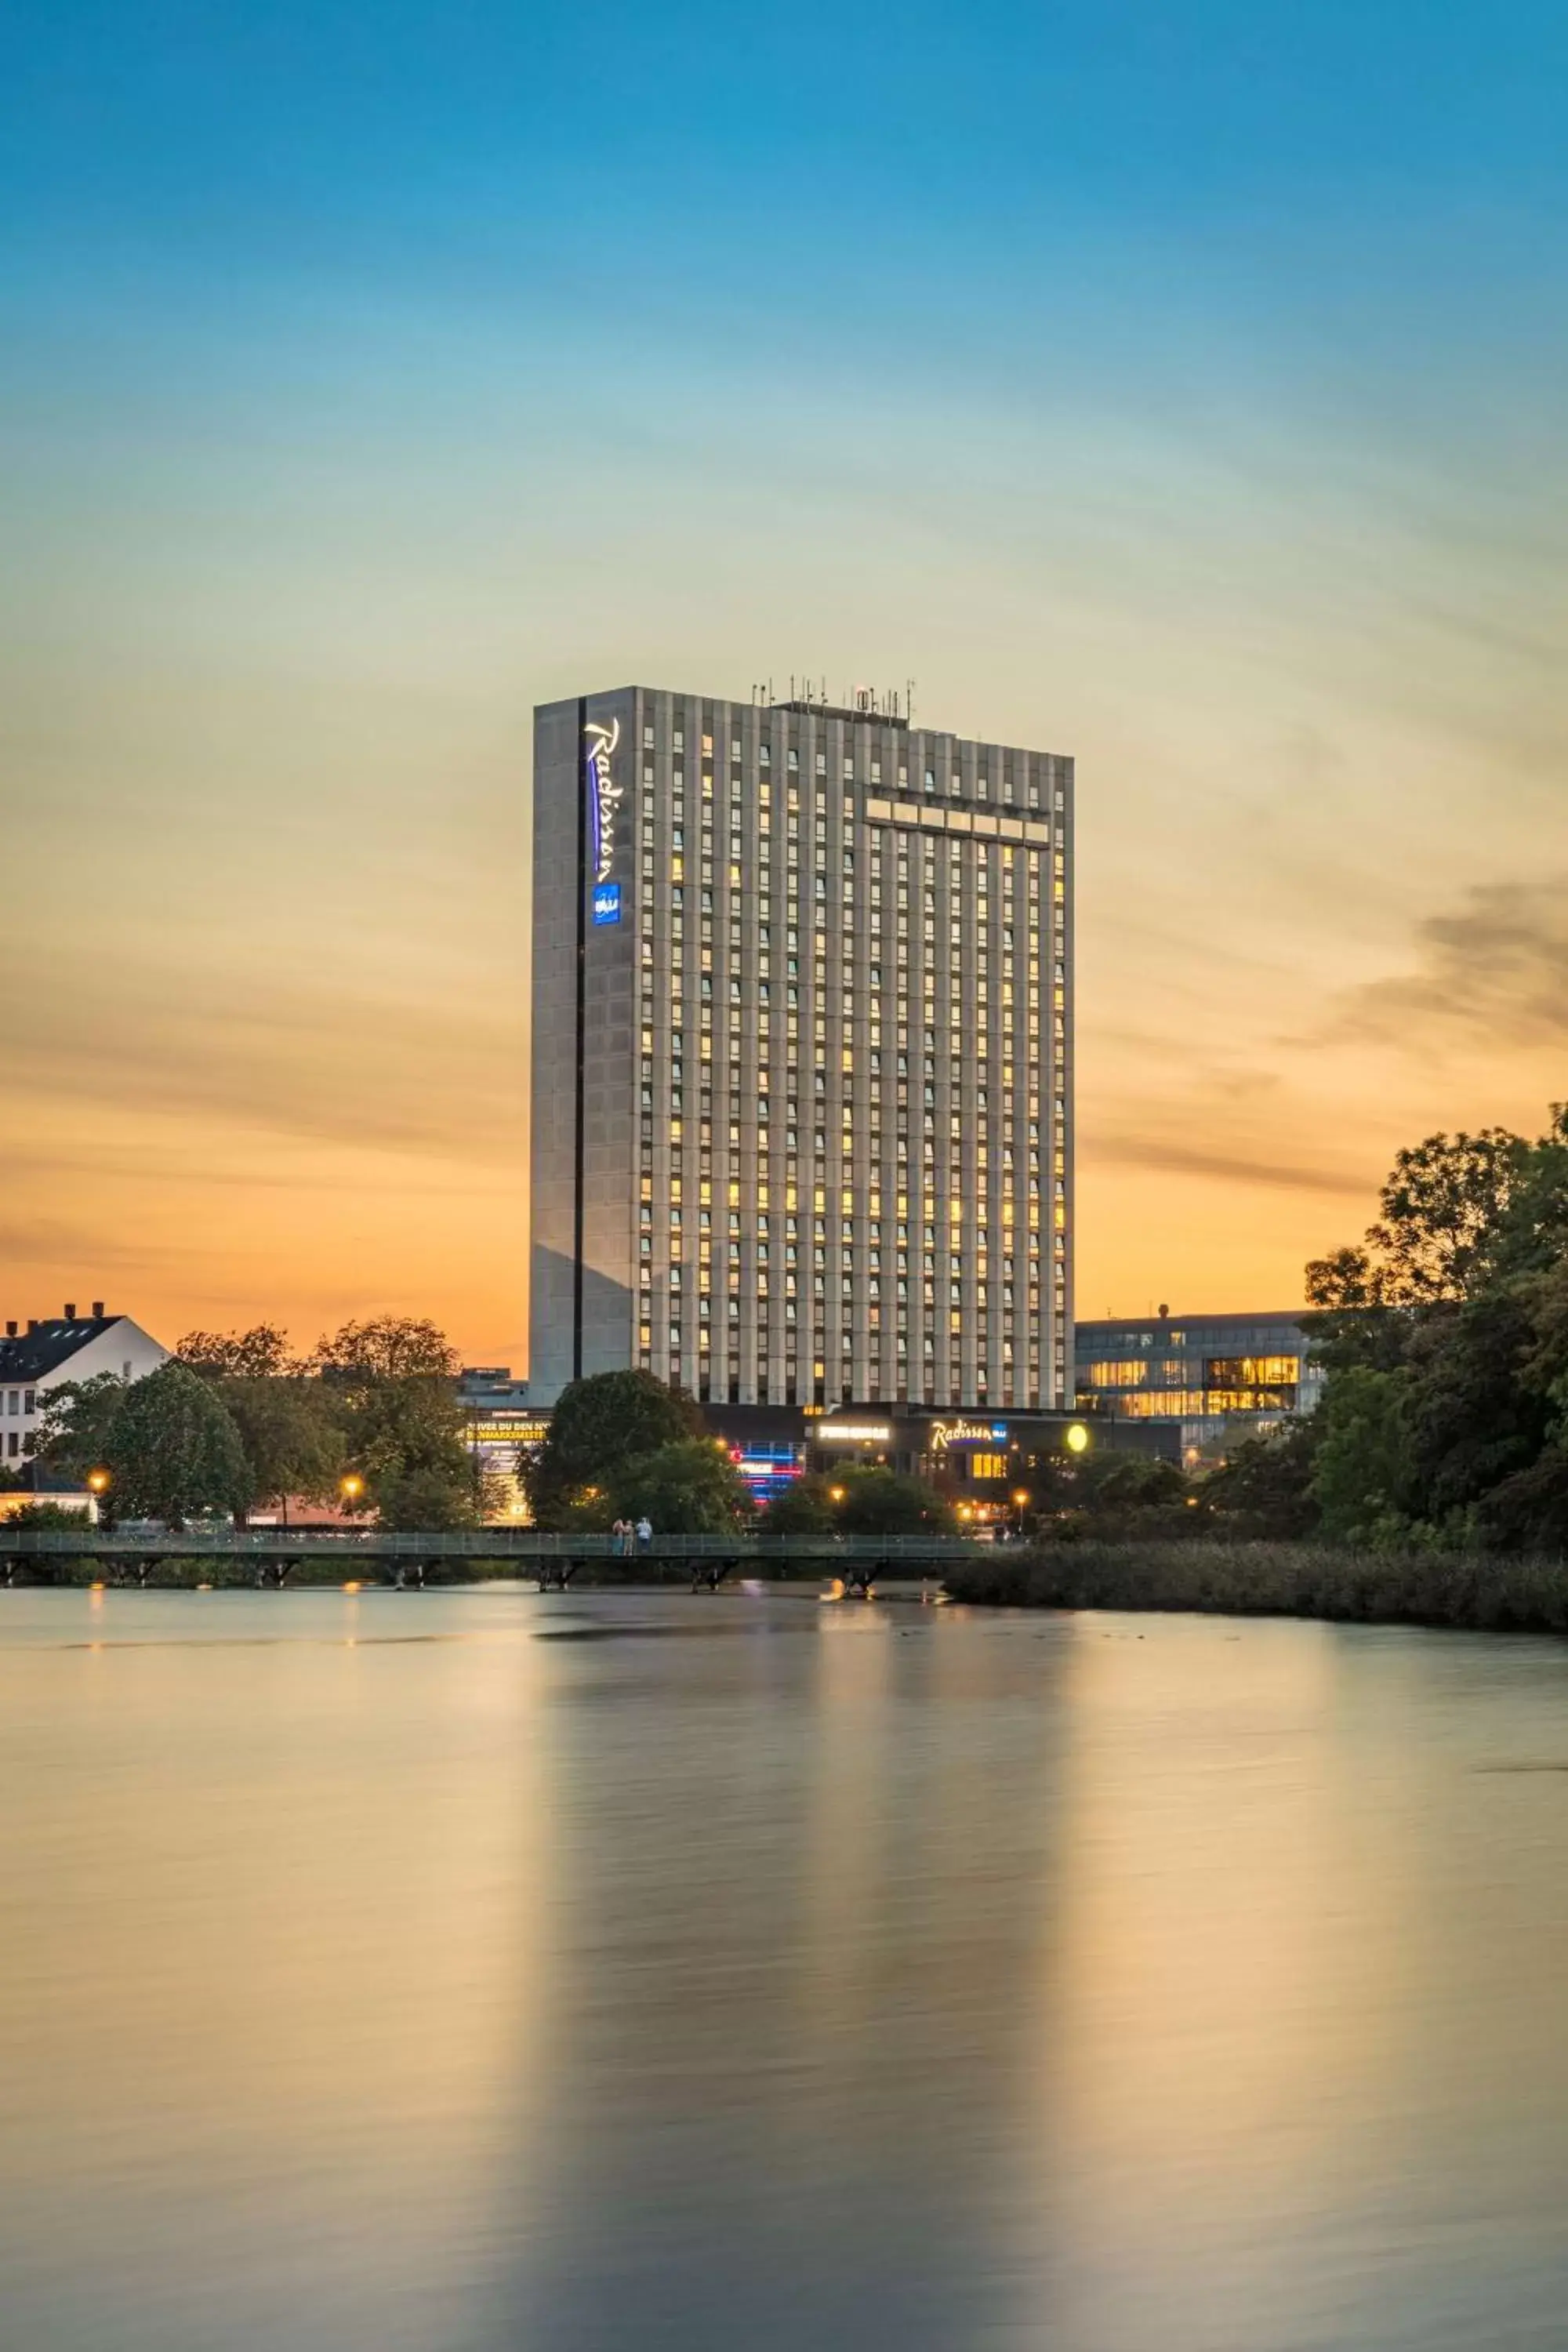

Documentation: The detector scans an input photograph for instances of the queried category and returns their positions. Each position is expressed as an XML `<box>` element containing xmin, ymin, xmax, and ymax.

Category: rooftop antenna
<box><xmin>906</xmin><ymin>678</ymin><xmax>916</xmax><ymax>728</ymax></box>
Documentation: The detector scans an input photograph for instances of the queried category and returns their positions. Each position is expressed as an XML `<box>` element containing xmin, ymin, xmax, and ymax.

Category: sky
<box><xmin>4</xmin><ymin>0</ymin><xmax>1567</xmax><ymax>1364</ymax></box>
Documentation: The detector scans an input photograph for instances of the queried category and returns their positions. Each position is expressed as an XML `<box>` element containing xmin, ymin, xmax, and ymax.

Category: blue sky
<box><xmin>4</xmin><ymin>0</ymin><xmax>1567</xmax><ymax>1350</ymax></box>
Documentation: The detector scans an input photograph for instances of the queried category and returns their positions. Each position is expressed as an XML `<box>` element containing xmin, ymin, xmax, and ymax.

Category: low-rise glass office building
<box><xmin>1073</xmin><ymin>1310</ymin><xmax>1324</xmax><ymax>1464</ymax></box>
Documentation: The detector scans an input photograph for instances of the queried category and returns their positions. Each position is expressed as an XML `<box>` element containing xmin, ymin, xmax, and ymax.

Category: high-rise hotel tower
<box><xmin>528</xmin><ymin>685</ymin><xmax>1073</xmax><ymax>1410</ymax></box>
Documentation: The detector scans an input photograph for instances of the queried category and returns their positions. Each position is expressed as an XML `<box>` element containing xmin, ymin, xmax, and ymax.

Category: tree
<box><xmin>178</xmin><ymin>1324</ymin><xmax>298</xmax><ymax>1378</ymax></box>
<box><xmin>1473</xmin><ymin>1449</ymin><xmax>1568</xmax><ymax>1555</ymax></box>
<box><xmin>1291</xmin><ymin>1105</ymin><xmax>1568</xmax><ymax>1550</ymax></box>
<box><xmin>757</xmin><ymin>1473</ymin><xmax>840</xmax><ymax>1534</ymax></box>
<box><xmin>1308</xmin><ymin>1366</ymin><xmax>1412</xmax><ymax>1545</ymax></box>
<box><xmin>608</xmin><ymin>1439</ymin><xmax>752</xmax><ymax>1534</ymax></box>
<box><xmin>1471</xmin><ymin>1250</ymin><xmax>1568</xmax><ymax>1552</ymax></box>
<box><xmin>315</xmin><ymin>1319</ymin><xmax>477</xmax><ymax>1531</ymax></box>
<box><xmin>1306</xmin><ymin>1126</ymin><xmax>1537</xmax><ymax>1309</ymax></box>
<box><xmin>1399</xmin><ymin>1288</ymin><xmax>1548</xmax><ymax>1527</ymax></box>
<box><xmin>313</xmin><ymin>1316</ymin><xmax>461</xmax><ymax>1382</ymax></box>
<box><xmin>1019</xmin><ymin>1443</ymin><xmax>1196</xmax><ymax>1541</ymax></box>
<box><xmin>219</xmin><ymin>1378</ymin><xmax>347</xmax><ymax>1519</ymax></box>
<box><xmin>524</xmin><ymin>1370</ymin><xmax>701</xmax><ymax>1528</ymax></box>
<box><xmin>6</xmin><ymin>1501</ymin><xmax>89</xmax><ymax>1530</ymax></box>
<box><xmin>1200</xmin><ymin>1422</ymin><xmax>1320</xmax><ymax>1540</ymax></box>
<box><xmin>370</xmin><ymin>1457</ymin><xmax>486</xmax><ymax>1534</ymax></box>
<box><xmin>27</xmin><ymin>1374</ymin><xmax>128</xmax><ymax>1483</ymax></box>
<box><xmin>178</xmin><ymin>1325</ymin><xmax>347</xmax><ymax>1518</ymax></box>
<box><xmin>832</xmin><ymin>1467</ymin><xmax>953</xmax><ymax>1535</ymax></box>
<box><xmin>1482</xmin><ymin>1105</ymin><xmax>1568</xmax><ymax>1287</ymax></box>
<box><xmin>100</xmin><ymin>1361</ymin><xmax>250</xmax><ymax>1528</ymax></box>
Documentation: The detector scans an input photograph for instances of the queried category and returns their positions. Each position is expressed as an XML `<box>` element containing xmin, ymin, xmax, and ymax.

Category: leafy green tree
<box><xmin>371</xmin><ymin>1457</ymin><xmax>485</xmax><ymax>1533</ymax></box>
<box><xmin>6</xmin><ymin>1501</ymin><xmax>90</xmax><ymax>1530</ymax></box>
<box><xmin>1308</xmin><ymin>1366</ymin><xmax>1412</xmax><ymax>1544</ymax></box>
<box><xmin>757</xmin><ymin>1473</ymin><xmax>840</xmax><ymax>1534</ymax></box>
<box><xmin>179</xmin><ymin>1324</ymin><xmax>347</xmax><ymax>1518</ymax></box>
<box><xmin>314</xmin><ymin>1318</ymin><xmax>477</xmax><ymax>1531</ymax></box>
<box><xmin>1300</xmin><ymin>1303</ymin><xmax>1419</xmax><ymax>1379</ymax></box>
<box><xmin>178</xmin><ymin>1324</ymin><xmax>299</xmax><ymax>1378</ymax></box>
<box><xmin>313</xmin><ymin>1316</ymin><xmax>461</xmax><ymax>1381</ymax></box>
<box><xmin>1290</xmin><ymin>1106</ymin><xmax>1568</xmax><ymax>1549</ymax></box>
<box><xmin>101</xmin><ymin>1361</ymin><xmax>250</xmax><ymax>1528</ymax></box>
<box><xmin>220</xmin><ymin>1379</ymin><xmax>347</xmax><ymax>1519</ymax></box>
<box><xmin>1073</xmin><ymin>1450</ymin><xmax>1188</xmax><ymax>1513</ymax></box>
<box><xmin>524</xmin><ymin>1370</ymin><xmax>701</xmax><ymax>1528</ymax></box>
<box><xmin>27</xmin><ymin>1373</ymin><xmax>128</xmax><ymax>1483</ymax></box>
<box><xmin>608</xmin><ymin>1439</ymin><xmax>751</xmax><ymax>1534</ymax></box>
<box><xmin>1470</xmin><ymin>1250</ymin><xmax>1568</xmax><ymax>1551</ymax></box>
<box><xmin>1200</xmin><ymin>1421</ymin><xmax>1320</xmax><ymax>1540</ymax></box>
<box><xmin>1306</xmin><ymin>1116</ymin><xmax>1568</xmax><ymax>1310</ymax></box>
<box><xmin>1473</xmin><ymin>1448</ymin><xmax>1568</xmax><ymax>1554</ymax></box>
<box><xmin>1399</xmin><ymin>1288</ymin><xmax>1547</xmax><ymax>1527</ymax></box>
<box><xmin>832</xmin><ymin>1467</ymin><xmax>953</xmax><ymax>1535</ymax></box>
<box><xmin>1018</xmin><ymin>1443</ymin><xmax>1196</xmax><ymax>1541</ymax></box>
<box><xmin>1484</xmin><ymin>1105</ymin><xmax>1568</xmax><ymax>1287</ymax></box>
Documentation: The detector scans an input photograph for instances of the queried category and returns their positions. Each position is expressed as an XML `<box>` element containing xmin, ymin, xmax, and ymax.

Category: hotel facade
<box><xmin>528</xmin><ymin>684</ymin><xmax>1073</xmax><ymax>1412</ymax></box>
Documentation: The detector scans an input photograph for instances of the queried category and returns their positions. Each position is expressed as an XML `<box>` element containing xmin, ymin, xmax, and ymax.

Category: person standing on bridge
<box><xmin>636</xmin><ymin>1515</ymin><xmax>652</xmax><ymax>1555</ymax></box>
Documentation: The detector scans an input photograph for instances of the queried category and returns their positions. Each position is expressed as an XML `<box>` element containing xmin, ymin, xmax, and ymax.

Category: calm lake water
<box><xmin>4</xmin><ymin>1586</ymin><xmax>1568</xmax><ymax>2350</ymax></box>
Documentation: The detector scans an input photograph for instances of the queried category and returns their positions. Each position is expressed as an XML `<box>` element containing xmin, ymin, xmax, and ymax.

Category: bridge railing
<box><xmin>0</xmin><ymin>1526</ymin><xmax>986</xmax><ymax>1562</ymax></box>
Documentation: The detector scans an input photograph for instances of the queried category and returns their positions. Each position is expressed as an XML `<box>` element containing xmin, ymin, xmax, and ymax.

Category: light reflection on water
<box><xmin>3</xmin><ymin>1588</ymin><xmax>1568</xmax><ymax>2350</ymax></box>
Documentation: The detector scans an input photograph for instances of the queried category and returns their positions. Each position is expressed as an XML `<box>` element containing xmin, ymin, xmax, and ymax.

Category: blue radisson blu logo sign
<box><xmin>585</xmin><ymin>717</ymin><xmax>622</xmax><ymax>922</ymax></box>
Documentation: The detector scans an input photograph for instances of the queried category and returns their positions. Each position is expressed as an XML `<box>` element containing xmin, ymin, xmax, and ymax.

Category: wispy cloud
<box><xmin>1083</xmin><ymin>1127</ymin><xmax>1370</xmax><ymax>1199</ymax></box>
<box><xmin>0</xmin><ymin>951</ymin><xmax>527</xmax><ymax>1163</ymax></box>
<box><xmin>1314</xmin><ymin>878</ymin><xmax>1568</xmax><ymax>1055</ymax></box>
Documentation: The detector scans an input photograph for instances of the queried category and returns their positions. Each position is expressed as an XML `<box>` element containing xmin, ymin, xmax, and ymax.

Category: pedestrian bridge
<box><xmin>0</xmin><ymin>1526</ymin><xmax>989</xmax><ymax>1589</ymax></box>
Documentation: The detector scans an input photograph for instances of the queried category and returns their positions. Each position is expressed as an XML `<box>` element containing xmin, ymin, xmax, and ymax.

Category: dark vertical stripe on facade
<box><xmin>572</xmin><ymin>696</ymin><xmax>587</xmax><ymax>1382</ymax></box>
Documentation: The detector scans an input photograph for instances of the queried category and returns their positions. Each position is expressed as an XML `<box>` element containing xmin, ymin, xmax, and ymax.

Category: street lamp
<box><xmin>1065</xmin><ymin>1423</ymin><xmax>1091</xmax><ymax>1455</ymax></box>
<box><xmin>828</xmin><ymin>1485</ymin><xmax>846</xmax><ymax>1504</ymax></box>
<box><xmin>1011</xmin><ymin>1486</ymin><xmax>1030</xmax><ymax>1541</ymax></box>
<box><xmin>86</xmin><ymin>1467</ymin><xmax>110</xmax><ymax>1524</ymax></box>
<box><xmin>339</xmin><ymin>1473</ymin><xmax>365</xmax><ymax>1512</ymax></box>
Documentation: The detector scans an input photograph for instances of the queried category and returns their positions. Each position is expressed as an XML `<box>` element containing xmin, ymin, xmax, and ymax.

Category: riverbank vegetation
<box><xmin>942</xmin><ymin>1541</ymin><xmax>1568</xmax><ymax>1633</ymax></box>
<box><xmin>1021</xmin><ymin>1105</ymin><xmax>1568</xmax><ymax>1560</ymax></box>
<box><xmin>959</xmin><ymin>1105</ymin><xmax>1568</xmax><ymax>1624</ymax></box>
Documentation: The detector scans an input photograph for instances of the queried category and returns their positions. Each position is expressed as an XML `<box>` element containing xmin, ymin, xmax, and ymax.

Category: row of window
<box><xmin>640</xmin><ymin>846</ymin><xmax>1058</xmax><ymax>889</ymax></box>
<box><xmin>1087</xmin><ymin>1354</ymin><xmax>1301</xmax><ymax>1389</ymax></box>
<box><xmin>644</xmin><ymin>1379</ymin><xmax>1065</xmax><ymax>1410</ymax></box>
<box><xmin>1102</xmin><ymin>1388</ymin><xmax>1300</xmax><ymax>1419</ymax></box>
<box><xmin>638</xmin><ymin>720</ymin><xmax>1066</xmax><ymax>811</ymax></box>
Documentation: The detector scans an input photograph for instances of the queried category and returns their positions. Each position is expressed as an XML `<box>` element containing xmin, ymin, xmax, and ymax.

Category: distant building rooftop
<box><xmin>0</xmin><ymin>1308</ymin><xmax>128</xmax><ymax>1384</ymax></box>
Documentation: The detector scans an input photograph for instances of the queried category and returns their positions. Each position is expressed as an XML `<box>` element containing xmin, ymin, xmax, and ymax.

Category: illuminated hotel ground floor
<box><xmin>473</xmin><ymin>1396</ymin><xmax>1174</xmax><ymax>1523</ymax></box>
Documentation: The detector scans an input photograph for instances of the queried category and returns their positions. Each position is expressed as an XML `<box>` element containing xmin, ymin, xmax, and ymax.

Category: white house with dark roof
<box><xmin>0</xmin><ymin>1305</ymin><xmax>169</xmax><ymax>1468</ymax></box>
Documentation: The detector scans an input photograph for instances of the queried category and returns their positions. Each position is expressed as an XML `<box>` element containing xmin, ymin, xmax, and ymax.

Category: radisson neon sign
<box><xmin>585</xmin><ymin>717</ymin><xmax>622</xmax><ymax>887</ymax></box>
<box><xmin>930</xmin><ymin>1418</ymin><xmax>1008</xmax><ymax>1450</ymax></box>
